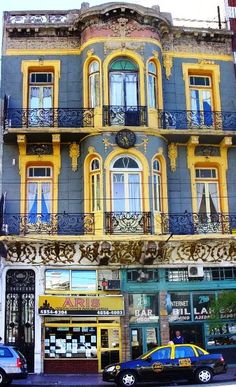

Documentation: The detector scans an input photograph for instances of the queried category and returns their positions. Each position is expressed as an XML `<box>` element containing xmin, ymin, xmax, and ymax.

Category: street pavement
<box><xmin>12</xmin><ymin>365</ymin><xmax>236</xmax><ymax>387</ymax></box>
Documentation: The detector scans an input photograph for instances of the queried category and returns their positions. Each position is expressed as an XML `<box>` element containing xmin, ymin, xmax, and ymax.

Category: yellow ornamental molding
<box><xmin>168</xmin><ymin>143</ymin><xmax>178</xmax><ymax>172</ymax></box>
<box><xmin>198</xmin><ymin>59</ymin><xmax>215</xmax><ymax>65</ymax></box>
<box><xmin>163</xmin><ymin>54</ymin><xmax>173</xmax><ymax>79</ymax></box>
<box><xmin>87</xmin><ymin>49</ymin><xmax>94</xmax><ymax>57</ymax></box>
<box><xmin>69</xmin><ymin>143</ymin><xmax>80</xmax><ymax>172</ymax></box>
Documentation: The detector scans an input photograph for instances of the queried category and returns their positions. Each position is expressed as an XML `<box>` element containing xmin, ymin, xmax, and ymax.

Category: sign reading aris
<box><xmin>38</xmin><ymin>295</ymin><xmax>124</xmax><ymax>316</ymax></box>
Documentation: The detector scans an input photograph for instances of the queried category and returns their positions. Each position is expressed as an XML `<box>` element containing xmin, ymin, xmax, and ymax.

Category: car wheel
<box><xmin>195</xmin><ymin>368</ymin><xmax>213</xmax><ymax>384</ymax></box>
<box><xmin>0</xmin><ymin>370</ymin><xmax>7</xmax><ymax>386</ymax></box>
<box><xmin>119</xmin><ymin>371</ymin><xmax>137</xmax><ymax>387</ymax></box>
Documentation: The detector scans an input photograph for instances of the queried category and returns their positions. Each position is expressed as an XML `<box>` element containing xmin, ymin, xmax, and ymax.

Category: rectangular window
<box><xmin>29</xmin><ymin>72</ymin><xmax>53</xmax><ymax>83</ymax></box>
<box><xmin>189</xmin><ymin>76</ymin><xmax>210</xmax><ymax>86</ymax></box>
<box><xmin>195</xmin><ymin>168</ymin><xmax>217</xmax><ymax>179</ymax></box>
<box><xmin>28</xmin><ymin>167</ymin><xmax>52</xmax><ymax>178</ymax></box>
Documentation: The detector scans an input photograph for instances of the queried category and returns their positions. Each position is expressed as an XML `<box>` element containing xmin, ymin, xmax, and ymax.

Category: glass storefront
<box><xmin>43</xmin><ymin>318</ymin><xmax>121</xmax><ymax>372</ymax></box>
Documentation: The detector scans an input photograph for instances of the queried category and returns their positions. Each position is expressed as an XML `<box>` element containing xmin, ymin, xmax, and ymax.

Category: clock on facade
<box><xmin>115</xmin><ymin>129</ymin><xmax>136</xmax><ymax>149</ymax></box>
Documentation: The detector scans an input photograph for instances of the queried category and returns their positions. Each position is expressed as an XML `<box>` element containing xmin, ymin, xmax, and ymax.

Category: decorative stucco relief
<box><xmin>104</xmin><ymin>42</ymin><xmax>145</xmax><ymax>55</ymax></box>
<box><xmin>4</xmin><ymin>239</ymin><xmax>236</xmax><ymax>266</ymax></box>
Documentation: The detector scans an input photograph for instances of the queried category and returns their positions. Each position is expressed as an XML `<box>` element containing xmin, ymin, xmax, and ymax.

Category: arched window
<box><xmin>90</xmin><ymin>158</ymin><xmax>101</xmax><ymax>211</ymax></box>
<box><xmin>111</xmin><ymin>156</ymin><xmax>142</xmax><ymax>212</ymax></box>
<box><xmin>88</xmin><ymin>60</ymin><xmax>100</xmax><ymax>108</ymax></box>
<box><xmin>148</xmin><ymin>61</ymin><xmax>157</xmax><ymax>108</ymax></box>
<box><xmin>153</xmin><ymin>159</ymin><xmax>162</xmax><ymax>212</ymax></box>
<box><xmin>109</xmin><ymin>58</ymin><xmax>139</xmax><ymax>107</ymax></box>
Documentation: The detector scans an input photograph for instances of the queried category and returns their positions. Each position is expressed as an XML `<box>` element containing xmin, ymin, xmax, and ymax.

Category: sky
<box><xmin>0</xmin><ymin>0</ymin><xmax>227</xmax><ymax>26</ymax></box>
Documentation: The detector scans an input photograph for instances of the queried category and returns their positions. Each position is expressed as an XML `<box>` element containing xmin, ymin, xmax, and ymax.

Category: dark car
<box><xmin>0</xmin><ymin>345</ymin><xmax>28</xmax><ymax>386</ymax></box>
<box><xmin>102</xmin><ymin>343</ymin><xmax>227</xmax><ymax>386</ymax></box>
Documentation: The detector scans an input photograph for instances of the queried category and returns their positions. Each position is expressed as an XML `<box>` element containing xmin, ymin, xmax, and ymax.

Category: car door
<box><xmin>171</xmin><ymin>345</ymin><xmax>198</xmax><ymax>380</ymax></box>
<box><xmin>138</xmin><ymin>346</ymin><xmax>173</xmax><ymax>382</ymax></box>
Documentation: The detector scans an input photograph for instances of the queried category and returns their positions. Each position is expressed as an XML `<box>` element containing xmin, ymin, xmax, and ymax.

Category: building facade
<box><xmin>1</xmin><ymin>2</ymin><xmax>236</xmax><ymax>374</ymax></box>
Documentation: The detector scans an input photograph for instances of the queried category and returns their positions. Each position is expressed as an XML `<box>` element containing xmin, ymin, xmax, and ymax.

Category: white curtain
<box><xmin>125</xmin><ymin>74</ymin><xmax>138</xmax><ymax>106</ymax></box>
<box><xmin>128</xmin><ymin>173</ymin><xmax>141</xmax><ymax>212</ymax></box>
<box><xmin>110</xmin><ymin>74</ymin><xmax>124</xmax><ymax>105</ymax></box>
<box><xmin>113</xmin><ymin>173</ymin><xmax>125</xmax><ymax>211</ymax></box>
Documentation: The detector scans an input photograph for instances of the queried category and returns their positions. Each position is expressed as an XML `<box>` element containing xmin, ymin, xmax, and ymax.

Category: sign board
<box><xmin>38</xmin><ymin>295</ymin><xmax>124</xmax><ymax>316</ymax></box>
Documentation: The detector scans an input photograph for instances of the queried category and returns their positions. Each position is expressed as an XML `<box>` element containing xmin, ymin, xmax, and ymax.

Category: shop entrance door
<box><xmin>130</xmin><ymin>326</ymin><xmax>159</xmax><ymax>359</ymax></box>
<box><xmin>170</xmin><ymin>324</ymin><xmax>203</xmax><ymax>347</ymax></box>
<box><xmin>100</xmin><ymin>326</ymin><xmax>121</xmax><ymax>370</ymax></box>
<box><xmin>5</xmin><ymin>269</ymin><xmax>35</xmax><ymax>372</ymax></box>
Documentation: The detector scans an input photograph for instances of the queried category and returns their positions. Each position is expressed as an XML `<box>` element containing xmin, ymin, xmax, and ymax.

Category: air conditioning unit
<box><xmin>188</xmin><ymin>265</ymin><xmax>204</xmax><ymax>278</ymax></box>
<box><xmin>107</xmin><ymin>280</ymin><xmax>121</xmax><ymax>290</ymax></box>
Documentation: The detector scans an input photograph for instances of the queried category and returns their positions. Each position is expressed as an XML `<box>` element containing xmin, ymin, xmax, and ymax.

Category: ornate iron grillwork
<box><xmin>103</xmin><ymin>105</ymin><xmax>147</xmax><ymax>126</ymax></box>
<box><xmin>158</xmin><ymin>110</ymin><xmax>236</xmax><ymax>131</ymax></box>
<box><xmin>4</xmin><ymin>213</ymin><xmax>95</xmax><ymax>235</ymax></box>
<box><xmin>5</xmin><ymin>270</ymin><xmax>35</xmax><ymax>372</ymax></box>
<box><xmin>105</xmin><ymin>211</ymin><xmax>152</xmax><ymax>234</ymax></box>
<box><xmin>4</xmin><ymin>108</ymin><xmax>94</xmax><ymax>129</ymax></box>
<box><xmin>161</xmin><ymin>212</ymin><xmax>233</xmax><ymax>235</ymax></box>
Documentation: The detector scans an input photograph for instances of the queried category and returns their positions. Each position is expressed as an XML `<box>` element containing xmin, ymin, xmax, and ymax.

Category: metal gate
<box><xmin>5</xmin><ymin>269</ymin><xmax>35</xmax><ymax>372</ymax></box>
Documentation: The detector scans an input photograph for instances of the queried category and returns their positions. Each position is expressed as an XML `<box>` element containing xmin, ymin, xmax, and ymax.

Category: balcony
<box><xmin>105</xmin><ymin>211</ymin><xmax>152</xmax><ymax>234</ymax></box>
<box><xmin>3</xmin><ymin>213</ymin><xmax>95</xmax><ymax>235</ymax></box>
<box><xmin>103</xmin><ymin>105</ymin><xmax>147</xmax><ymax>126</ymax></box>
<box><xmin>158</xmin><ymin>110</ymin><xmax>236</xmax><ymax>131</ymax></box>
<box><xmin>161</xmin><ymin>212</ymin><xmax>236</xmax><ymax>235</ymax></box>
<box><xmin>4</xmin><ymin>108</ymin><xmax>94</xmax><ymax>130</ymax></box>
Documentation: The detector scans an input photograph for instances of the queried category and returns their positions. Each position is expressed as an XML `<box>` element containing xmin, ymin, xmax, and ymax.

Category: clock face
<box><xmin>115</xmin><ymin>129</ymin><xmax>136</xmax><ymax>149</ymax></box>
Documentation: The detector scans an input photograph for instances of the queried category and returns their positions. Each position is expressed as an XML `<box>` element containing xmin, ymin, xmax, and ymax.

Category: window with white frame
<box><xmin>153</xmin><ymin>158</ymin><xmax>162</xmax><ymax>212</ymax></box>
<box><xmin>111</xmin><ymin>156</ymin><xmax>142</xmax><ymax>212</ymax></box>
<box><xmin>189</xmin><ymin>75</ymin><xmax>213</xmax><ymax>126</ymax></box>
<box><xmin>148</xmin><ymin>61</ymin><xmax>157</xmax><ymax>108</ymax></box>
<box><xmin>27</xmin><ymin>166</ymin><xmax>52</xmax><ymax>223</ymax></box>
<box><xmin>195</xmin><ymin>167</ymin><xmax>220</xmax><ymax>220</ymax></box>
<box><xmin>90</xmin><ymin>158</ymin><xmax>101</xmax><ymax>211</ymax></box>
<box><xmin>89</xmin><ymin>60</ymin><xmax>100</xmax><ymax>108</ymax></box>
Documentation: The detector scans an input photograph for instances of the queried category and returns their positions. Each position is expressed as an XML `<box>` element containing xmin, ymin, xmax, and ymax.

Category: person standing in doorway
<box><xmin>173</xmin><ymin>330</ymin><xmax>184</xmax><ymax>344</ymax></box>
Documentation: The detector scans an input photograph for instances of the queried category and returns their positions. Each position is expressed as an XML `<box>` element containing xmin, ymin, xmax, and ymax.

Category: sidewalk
<box><xmin>12</xmin><ymin>366</ymin><xmax>236</xmax><ymax>387</ymax></box>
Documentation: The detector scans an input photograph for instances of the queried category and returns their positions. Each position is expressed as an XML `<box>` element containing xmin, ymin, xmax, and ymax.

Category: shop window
<box><xmin>111</xmin><ymin>156</ymin><xmax>142</xmax><ymax>212</ymax></box>
<box><xmin>88</xmin><ymin>60</ymin><xmax>100</xmax><ymax>108</ymax></box>
<box><xmin>90</xmin><ymin>158</ymin><xmax>101</xmax><ymax>211</ymax></box>
<box><xmin>153</xmin><ymin>158</ymin><xmax>162</xmax><ymax>212</ymax></box>
<box><xmin>26</xmin><ymin>166</ymin><xmax>53</xmax><ymax>224</ymax></box>
<box><xmin>44</xmin><ymin>326</ymin><xmax>97</xmax><ymax>358</ymax></box>
<box><xmin>148</xmin><ymin>61</ymin><xmax>157</xmax><ymax>108</ymax></box>
<box><xmin>206</xmin><ymin>322</ymin><xmax>236</xmax><ymax>347</ymax></box>
<box><xmin>45</xmin><ymin>269</ymin><xmax>97</xmax><ymax>292</ymax></box>
<box><xmin>45</xmin><ymin>269</ymin><xmax>119</xmax><ymax>292</ymax></box>
<box><xmin>129</xmin><ymin>294</ymin><xmax>159</xmax><ymax>323</ymax></box>
<box><xmin>127</xmin><ymin>269</ymin><xmax>159</xmax><ymax>282</ymax></box>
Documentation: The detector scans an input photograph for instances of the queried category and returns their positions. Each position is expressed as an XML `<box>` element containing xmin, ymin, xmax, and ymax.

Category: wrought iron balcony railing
<box><xmin>3</xmin><ymin>213</ymin><xmax>95</xmax><ymax>235</ymax></box>
<box><xmin>158</xmin><ymin>110</ymin><xmax>236</xmax><ymax>131</ymax></box>
<box><xmin>105</xmin><ymin>211</ymin><xmax>152</xmax><ymax>234</ymax></box>
<box><xmin>103</xmin><ymin>105</ymin><xmax>148</xmax><ymax>126</ymax></box>
<box><xmin>4</xmin><ymin>108</ymin><xmax>94</xmax><ymax>129</ymax></box>
<box><xmin>161</xmin><ymin>212</ymin><xmax>236</xmax><ymax>235</ymax></box>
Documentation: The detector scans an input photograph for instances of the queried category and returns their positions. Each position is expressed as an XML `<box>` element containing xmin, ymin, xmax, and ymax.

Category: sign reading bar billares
<box><xmin>38</xmin><ymin>295</ymin><xmax>124</xmax><ymax>316</ymax></box>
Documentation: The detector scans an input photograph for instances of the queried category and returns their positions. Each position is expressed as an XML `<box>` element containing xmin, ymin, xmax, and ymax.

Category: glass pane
<box><xmin>45</xmin><ymin>270</ymin><xmax>70</xmax><ymax>290</ymax></box>
<box><xmin>71</xmin><ymin>270</ymin><xmax>96</xmax><ymax>291</ymax></box>
<box><xmin>128</xmin><ymin>173</ymin><xmax>141</xmax><ymax>211</ymax></box>
<box><xmin>110</xmin><ymin>59</ymin><xmax>137</xmax><ymax>71</ymax></box>
<box><xmin>113</xmin><ymin>157</ymin><xmax>139</xmax><ymax>169</ymax></box>
<box><xmin>125</xmin><ymin>73</ymin><xmax>138</xmax><ymax>106</ymax></box>
<box><xmin>89</xmin><ymin>60</ymin><xmax>99</xmax><ymax>73</ymax></box>
<box><xmin>110</xmin><ymin>74</ymin><xmax>124</xmax><ymax>105</ymax></box>
<box><xmin>131</xmin><ymin>328</ymin><xmax>143</xmax><ymax>359</ymax></box>
<box><xmin>148</xmin><ymin>74</ymin><xmax>157</xmax><ymax>108</ymax></box>
<box><xmin>153</xmin><ymin>173</ymin><xmax>161</xmax><ymax>212</ymax></box>
<box><xmin>113</xmin><ymin>173</ymin><xmax>125</xmax><ymax>211</ymax></box>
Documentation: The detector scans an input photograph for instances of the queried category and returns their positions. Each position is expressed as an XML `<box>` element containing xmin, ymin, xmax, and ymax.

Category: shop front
<box><xmin>128</xmin><ymin>293</ymin><xmax>160</xmax><ymax>358</ymax></box>
<box><xmin>39</xmin><ymin>295</ymin><xmax>124</xmax><ymax>373</ymax></box>
<box><xmin>168</xmin><ymin>291</ymin><xmax>236</xmax><ymax>363</ymax></box>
